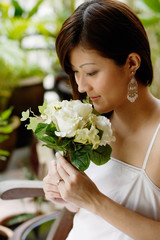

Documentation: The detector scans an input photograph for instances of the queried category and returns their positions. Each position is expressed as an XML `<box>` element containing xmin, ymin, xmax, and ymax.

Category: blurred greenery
<box><xmin>0</xmin><ymin>0</ymin><xmax>79</xmax><ymax>110</ymax></box>
<box><xmin>0</xmin><ymin>107</ymin><xmax>14</xmax><ymax>160</ymax></box>
<box><xmin>0</xmin><ymin>0</ymin><xmax>79</xmax><ymax>162</ymax></box>
<box><xmin>127</xmin><ymin>0</ymin><xmax>160</xmax><ymax>98</ymax></box>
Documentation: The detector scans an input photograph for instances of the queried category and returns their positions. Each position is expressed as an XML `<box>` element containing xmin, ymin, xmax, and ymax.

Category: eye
<box><xmin>86</xmin><ymin>71</ymin><xmax>98</xmax><ymax>76</ymax></box>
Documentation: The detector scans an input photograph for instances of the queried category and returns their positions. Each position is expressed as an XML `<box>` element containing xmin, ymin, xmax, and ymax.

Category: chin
<box><xmin>93</xmin><ymin>103</ymin><xmax>113</xmax><ymax>115</ymax></box>
<box><xmin>94</xmin><ymin>105</ymin><xmax>107</xmax><ymax>114</ymax></box>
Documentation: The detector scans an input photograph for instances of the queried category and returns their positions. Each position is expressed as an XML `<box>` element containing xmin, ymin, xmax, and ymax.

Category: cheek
<box><xmin>99</xmin><ymin>70</ymin><xmax>128</xmax><ymax>96</ymax></box>
<box><xmin>93</xmin><ymin>78</ymin><xmax>128</xmax><ymax>113</ymax></box>
<box><xmin>97</xmin><ymin>76</ymin><xmax>118</xmax><ymax>95</ymax></box>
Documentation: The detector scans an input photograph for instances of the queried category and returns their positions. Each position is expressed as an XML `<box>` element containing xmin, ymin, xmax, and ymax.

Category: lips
<box><xmin>89</xmin><ymin>96</ymin><xmax>101</xmax><ymax>102</ymax></box>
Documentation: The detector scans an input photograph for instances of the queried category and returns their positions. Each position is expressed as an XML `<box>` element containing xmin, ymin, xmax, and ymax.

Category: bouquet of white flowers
<box><xmin>21</xmin><ymin>99</ymin><xmax>115</xmax><ymax>171</ymax></box>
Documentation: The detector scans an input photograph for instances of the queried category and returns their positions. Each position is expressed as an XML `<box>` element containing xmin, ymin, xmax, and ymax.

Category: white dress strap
<box><xmin>142</xmin><ymin>123</ymin><xmax>160</xmax><ymax>170</ymax></box>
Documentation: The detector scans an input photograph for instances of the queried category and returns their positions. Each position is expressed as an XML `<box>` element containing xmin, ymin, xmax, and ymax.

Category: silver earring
<box><xmin>127</xmin><ymin>72</ymin><xmax>138</xmax><ymax>103</ymax></box>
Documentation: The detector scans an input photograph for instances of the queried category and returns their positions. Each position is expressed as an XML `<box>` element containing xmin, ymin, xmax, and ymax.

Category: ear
<box><xmin>127</xmin><ymin>53</ymin><xmax>141</xmax><ymax>72</ymax></box>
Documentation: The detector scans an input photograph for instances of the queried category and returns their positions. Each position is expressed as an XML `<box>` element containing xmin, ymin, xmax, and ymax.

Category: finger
<box><xmin>45</xmin><ymin>191</ymin><xmax>61</xmax><ymax>200</ymax></box>
<box><xmin>43</xmin><ymin>182</ymin><xmax>58</xmax><ymax>192</ymax></box>
<box><xmin>56</xmin><ymin>152</ymin><xmax>77</xmax><ymax>176</ymax></box>
<box><xmin>57</xmin><ymin>160</ymin><xmax>69</xmax><ymax>183</ymax></box>
<box><xmin>44</xmin><ymin>160</ymin><xmax>62</xmax><ymax>186</ymax></box>
<box><xmin>53</xmin><ymin>198</ymin><xmax>66</xmax><ymax>204</ymax></box>
<box><xmin>43</xmin><ymin>175</ymin><xmax>62</xmax><ymax>190</ymax></box>
<box><xmin>43</xmin><ymin>175</ymin><xmax>55</xmax><ymax>186</ymax></box>
<box><xmin>43</xmin><ymin>179</ymin><xmax>62</xmax><ymax>197</ymax></box>
<box><xmin>48</xmin><ymin>160</ymin><xmax>57</xmax><ymax>176</ymax></box>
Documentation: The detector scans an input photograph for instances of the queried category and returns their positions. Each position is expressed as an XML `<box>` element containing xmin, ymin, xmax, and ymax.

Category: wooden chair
<box><xmin>0</xmin><ymin>180</ymin><xmax>74</xmax><ymax>240</ymax></box>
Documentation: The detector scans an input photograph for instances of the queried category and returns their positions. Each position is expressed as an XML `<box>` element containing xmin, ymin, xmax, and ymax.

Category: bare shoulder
<box><xmin>146</xmin><ymin>117</ymin><xmax>160</xmax><ymax>189</ymax></box>
<box><xmin>141</xmin><ymin>96</ymin><xmax>160</xmax><ymax>187</ymax></box>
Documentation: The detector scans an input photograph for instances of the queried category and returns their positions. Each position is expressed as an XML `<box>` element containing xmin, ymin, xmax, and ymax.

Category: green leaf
<box><xmin>70</xmin><ymin>148</ymin><xmax>90</xmax><ymax>171</ymax></box>
<box><xmin>27</xmin><ymin>117</ymin><xmax>38</xmax><ymax>131</ymax></box>
<box><xmin>142</xmin><ymin>0</ymin><xmax>160</xmax><ymax>13</ymax></box>
<box><xmin>140</xmin><ymin>16</ymin><xmax>160</xmax><ymax>26</ymax></box>
<box><xmin>36</xmin><ymin>124</ymin><xmax>72</xmax><ymax>151</ymax></box>
<box><xmin>89</xmin><ymin>145</ymin><xmax>112</xmax><ymax>166</ymax></box>
<box><xmin>38</xmin><ymin>100</ymin><xmax>47</xmax><ymax>115</ymax></box>
<box><xmin>28</xmin><ymin>0</ymin><xmax>44</xmax><ymax>18</ymax></box>
<box><xmin>82</xmin><ymin>96</ymin><xmax>92</xmax><ymax>104</ymax></box>
<box><xmin>0</xmin><ymin>106</ymin><xmax>13</xmax><ymax>121</ymax></box>
<box><xmin>0</xmin><ymin>135</ymin><xmax>9</xmax><ymax>143</ymax></box>
<box><xmin>45</xmin><ymin>124</ymin><xmax>72</xmax><ymax>147</ymax></box>
<box><xmin>35</xmin><ymin>123</ymin><xmax>62</xmax><ymax>150</ymax></box>
<box><xmin>6</xmin><ymin>213</ymin><xmax>36</xmax><ymax>226</ymax></box>
<box><xmin>42</xmin><ymin>124</ymin><xmax>60</xmax><ymax>144</ymax></box>
<box><xmin>72</xmin><ymin>142</ymin><xmax>83</xmax><ymax>151</ymax></box>
<box><xmin>11</xmin><ymin>0</ymin><xmax>24</xmax><ymax>17</ymax></box>
<box><xmin>21</xmin><ymin>109</ymin><xmax>30</xmax><ymax>121</ymax></box>
<box><xmin>45</xmin><ymin>124</ymin><xmax>57</xmax><ymax>137</ymax></box>
<box><xmin>42</xmin><ymin>143</ymin><xmax>65</xmax><ymax>151</ymax></box>
<box><xmin>0</xmin><ymin>149</ymin><xmax>10</xmax><ymax>157</ymax></box>
<box><xmin>0</xmin><ymin>126</ymin><xmax>13</xmax><ymax>134</ymax></box>
<box><xmin>57</xmin><ymin>137</ymin><xmax>73</xmax><ymax>148</ymax></box>
<box><xmin>73</xmin><ymin>143</ymin><xmax>92</xmax><ymax>152</ymax></box>
<box><xmin>35</xmin><ymin>123</ymin><xmax>48</xmax><ymax>137</ymax></box>
<box><xmin>40</xmin><ymin>136</ymin><xmax>57</xmax><ymax>146</ymax></box>
<box><xmin>98</xmin><ymin>129</ymin><xmax>103</xmax><ymax>139</ymax></box>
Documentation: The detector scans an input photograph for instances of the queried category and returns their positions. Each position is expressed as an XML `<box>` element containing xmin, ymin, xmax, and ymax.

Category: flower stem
<box><xmin>63</xmin><ymin>150</ymin><xmax>71</xmax><ymax>162</ymax></box>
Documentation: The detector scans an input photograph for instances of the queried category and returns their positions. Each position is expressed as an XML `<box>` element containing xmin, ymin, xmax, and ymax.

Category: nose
<box><xmin>76</xmin><ymin>75</ymin><xmax>92</xmax><ymax>93</ymax></box>
<box><xmin>78</xmin><ymin>82</ymin><xmax>86</xmax><ymax>93</ymax></box>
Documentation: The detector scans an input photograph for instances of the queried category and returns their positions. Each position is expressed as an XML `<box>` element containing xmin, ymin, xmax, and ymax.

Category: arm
<box><xmin>94</xmin><ymin>193</ymin><xmax>160</xmax><ymax>240</ymax></box>
<box><xmin>56</xmin><ymin>152</ymin><xmax>160</xmax><ymax>240</ymax></box>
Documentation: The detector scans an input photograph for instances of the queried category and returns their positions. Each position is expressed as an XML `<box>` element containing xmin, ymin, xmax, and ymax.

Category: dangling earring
<box><xmin>127</xmin><ymin>72</ymin><xmax>138</xmax><ymax>103</ymax></box>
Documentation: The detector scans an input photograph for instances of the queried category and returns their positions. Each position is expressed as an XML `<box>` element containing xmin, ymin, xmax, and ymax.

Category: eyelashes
<box><xmin>73</xmin><ymin>70</ymin><xmax>98</xmax><ymax>77</ymax></box>
<box><xmin>86</xmin><ymin>71</ymin><xmax>98</xmax><ymax>76</ymax></box>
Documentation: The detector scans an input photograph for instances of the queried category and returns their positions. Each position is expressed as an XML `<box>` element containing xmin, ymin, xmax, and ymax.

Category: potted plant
<box><xmin>0</xmin><ymin>0</ymin><xmax>54</xmax><ymax>111</ymax></box>
<box><xmin>0</xmin><ymin>0</ymin><xmax>80</xmax><ymax>110</ymax></box>
<box><xmin>0</xmin><ymin>107</ymin><xmax>20</xmax><ymax>172</ymax></box>
<box><xmin>0</xmin><ymin>0</ymin><xmax>50</xmax><ymax>146</ymax></box>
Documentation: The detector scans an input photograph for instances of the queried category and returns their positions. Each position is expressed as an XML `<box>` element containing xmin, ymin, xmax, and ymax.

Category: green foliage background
<box><xmin>126</xmin><ymin>0</ymin><xmax>160</xmax><ymax>98</ymax></box>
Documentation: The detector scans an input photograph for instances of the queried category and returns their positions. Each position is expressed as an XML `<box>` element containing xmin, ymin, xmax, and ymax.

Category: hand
<box><xmin>56</xmin><ymin>152</ymin><xmax>101</xmax><ymax>211</ymax></box>
<box><xmin>43</xmin><ymin>160</ymin><xmax>62</xmax><ymax>202</ymax></box>
<box><xmin>43</xmin><ymin>159</ymin><xmax>79</xmax><ymax>212</ymax></box>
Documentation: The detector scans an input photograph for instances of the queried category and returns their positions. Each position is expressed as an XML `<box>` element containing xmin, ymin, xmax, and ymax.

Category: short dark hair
<box><xmin>56</xmin><ymin>0</ymin><xmax>153</xmax><ymax>100</ymax></box>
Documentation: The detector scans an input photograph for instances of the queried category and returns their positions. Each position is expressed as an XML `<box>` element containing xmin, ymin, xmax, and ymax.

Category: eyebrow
<box><xmin>71</xmin><ymin>63</ymin><xmax>96</xmax><ymax>68</ymax></box>
<box><xmin>80</xmin><ymin>63</ymin><xmax>96</xmax><ymax>68</ymax></box>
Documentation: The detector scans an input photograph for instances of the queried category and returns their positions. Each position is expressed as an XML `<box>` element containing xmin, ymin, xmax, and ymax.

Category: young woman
<box><xmin>43</xmin><ymin>0</ymin><xmax>160</xmax><ymax>239</ymax></box>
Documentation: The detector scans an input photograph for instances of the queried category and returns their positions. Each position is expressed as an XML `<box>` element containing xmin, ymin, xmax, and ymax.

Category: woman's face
<box><xmin>70</xmin><ymin>45</ymin><xmax>131</xmax><ymax>113</ymax></box>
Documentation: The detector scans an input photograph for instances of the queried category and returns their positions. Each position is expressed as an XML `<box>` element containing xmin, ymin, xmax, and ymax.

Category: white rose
<box><xmin>74</xmin><ymin>128</ymin><xmax>89</xmax><ymax>145</ymax></box>
<box><xmin>92</xmin><ymin>115</ymin><xmax>115</xmax><ymax>145</ymax></box>
<box><xmin>55</xmin><ymin>109</ymin><xmax>82</xmax><ymax>138</ymax></box>
<box><xmin>74</xmin><ymin>125</ymin><xmax>100</xmax><ymax>149</ymax></box>
<box><xmin>69</xmin><ymin>100</ymin><xmax>92</xmax><ymax>119</ymax></box>
<box><xmin>42</xmin><ymin>101</ymin><xmax>62</xmax><ymax>124</ymax></box>
<box><xmin>43</xmin><ymin>100</ymin><xmax>93</xmax><ymax>138</ymax></box>
<box><xmin>87</xmin><ymin>125</ymin><xmax>101</xmax><ymax>149</ymax></box>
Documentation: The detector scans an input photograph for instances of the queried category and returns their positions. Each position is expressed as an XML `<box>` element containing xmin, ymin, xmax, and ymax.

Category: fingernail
<box><xmin>55</xmin><ymin>152</ymin><xmax>61</xmax><ymax>158</ymax></box>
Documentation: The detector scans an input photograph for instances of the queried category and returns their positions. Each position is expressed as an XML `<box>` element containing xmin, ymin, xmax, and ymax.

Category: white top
<box><xmin>66</xmin><ymin>123</ymin><xmax>160</xmax><ymax>240</ymax></box>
